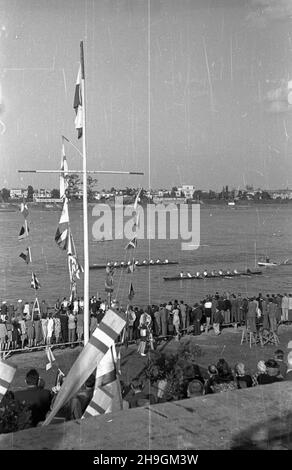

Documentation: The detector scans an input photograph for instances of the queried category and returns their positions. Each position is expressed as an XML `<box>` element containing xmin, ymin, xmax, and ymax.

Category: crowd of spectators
<box><xmin>0</xmin><ymin>291</ymin><xmax>291</xmax><ymax>355</ymax></box>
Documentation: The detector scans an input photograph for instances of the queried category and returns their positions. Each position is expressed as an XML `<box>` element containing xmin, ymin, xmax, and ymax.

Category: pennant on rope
<box><xmin>128</xmin><ymin>282</ymin><xmax>135</xmax><ymax>301</ymax></box>
<box><xmin>82</xmin><ymin>344</ymin><xmax>121</xmax><ymax>418</ymax></box>
<box><xmin>60</xmin><ymin>137</ymin><xmax>69</xmax><ymax>200</ymax></box>
<box><xmin>19</xmin><ymin>247</ymin><xmax>32</xmax><ymax>264</ymax></box>
<box><xmin>45</xmin><ymin>346</ymin><xmax>56</xmax><ymax>371</ymax></box>
<box><xmin>55</xmin><ymin>227</ymin><xmax>69</xmax><ymax>250</ymax></box>
<box><xmin>20</xmin><ymin>201</ymin><xmax>29</xmax><ymax>219</ymax></box>
<box><xmin>43</xmin><ymin>308</ymin><xmax>126</xmax><ymax>425</ymax></box>
<box><xmin>18</xmin><ymin>222</ymin><xmax>29</xmax><ymax>240</ymax></box>
<box><xmin>73</xmin><ymin>65</ymin><xmax>83</xmax><ymax>139</ymax></box>
<box><xmin>125</xmin><ymin>236</ymin><xmax>137</xmax><ymax>250</ymax></box>
<box><xmin>31</xmin><ymin>272</ymin><xmax>41</xmax><ymax>290</ymax></box>
<box><xmin>59</xmin><ymin>198</ymin><xmax>69</xmax><ymax>224</ymax></box>
<box><xmin>0</xmin><ymin>360</ymin><xmax>17</xmax><ymax>403</ymax></box>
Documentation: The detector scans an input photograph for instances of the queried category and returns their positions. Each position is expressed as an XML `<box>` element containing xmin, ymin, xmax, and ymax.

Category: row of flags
<box><xmin>18</xmin><ymin>199</ymin><xmax>41</xmax><ymax>292</ymax></box>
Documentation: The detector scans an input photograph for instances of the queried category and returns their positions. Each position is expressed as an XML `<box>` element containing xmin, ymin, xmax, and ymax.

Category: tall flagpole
<box><xmin>80</xmin><ymin>41</ymin><xmax>90</xmax><ymax>345</ymax></box>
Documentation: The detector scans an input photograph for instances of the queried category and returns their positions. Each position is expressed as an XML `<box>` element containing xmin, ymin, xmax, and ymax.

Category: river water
<box><xmin>1</xmin><ymin>203</ymin><xmax>292</xmax><ymax>307</ymax></box>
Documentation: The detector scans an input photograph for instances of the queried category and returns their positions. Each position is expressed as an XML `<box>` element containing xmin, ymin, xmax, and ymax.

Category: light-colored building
<box><xmin>178</xmin><ymin>185</ymin><xmax>195</xmax><ymax>199</ymax></box>
<box><xmin>10</xmin><ymin>188</ymin><xmax>28</xmax><ymax>199</ymax></box>
<box><xmin>268</xmin><ymin>189</ymin><xmax>292</xmax><ymax>200</ymax></box>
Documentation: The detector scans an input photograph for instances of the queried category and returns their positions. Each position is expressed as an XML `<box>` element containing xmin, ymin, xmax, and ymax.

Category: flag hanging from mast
<box><xmin>128</xmin><ymin>282</ymin><xmax>135</xmax><ymax>301</ymax></box>
<box><xmin>55</xmin><ymin>227</ymin><xmax>69</xmax><ymax>250</ymax></box>
<box><xmin>19</xmin><ymin>247</ymin><xmax>32</xmax><ymax>264</ymax></box>
<box><xmin>43</xmin><ymin>308</ymin><xmax>126</xmax><ymax>425</ymax></box>
<box><xmin>59</xmin><ymin>198</ymin><xmax>69</xmax><ymax>224</ymax></box>
<box><xmin>125</xmin><ymin>236</ymin><xmax>137</xmax><ymax>250</ymax></box>
<box><xmin>73</xmin><ymin>65</ymin><xmax>83</xmax><ymax>139</ymax></box>
<box><xmin>31</xmin><ymin>272</ymin><xmax>41</xmax><ymax>290</ymax></box>
<box><xmin>18</xmin><ymin>223</ymin><xmax>29</xmax><ymax>240</ymax></box>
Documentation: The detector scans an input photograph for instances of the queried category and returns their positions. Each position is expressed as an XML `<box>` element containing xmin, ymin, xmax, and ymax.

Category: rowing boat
<box><xmin>90</xmin><ymin>260</ymin><xmax>179</xmax><ymax>270</ymax></box>
<box><xmin>163</xmin><ymin>270</ymin><xmax>262</xmax><ymax>281</ymax></box>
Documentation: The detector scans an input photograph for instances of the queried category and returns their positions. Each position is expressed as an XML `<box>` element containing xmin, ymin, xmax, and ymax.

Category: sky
<box><xmin>0</xmin><ymin>0</ymin><xmax>292</xmax><ymax>191</ymax></box>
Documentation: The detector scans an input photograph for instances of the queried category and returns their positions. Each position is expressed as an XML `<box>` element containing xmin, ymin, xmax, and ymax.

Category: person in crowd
<box><xmin>288</xmin><ymin>294</ymin><xmax>292</xmax><ymax>322</ymax></box>
<box><xmin>89</xmin><ymin>313</ymin><xmax>98</xmax><ymax>335</ymax></box>
<box><xmin>281</xmin><ymin>293</ymin><xmax>289</xmax><ymax>322</ymax></box>
<box><xmin>187</xmin><ymin>379</ymin><xmax>204</xmax><ymax>398</ymax></box>
<box><xmin>267</xmin><ymin>298</ymin><xmax>277</xmax><ymax>332</ymax></box>
<box><xmin>47</xmin><ymin>313</ymin><xmax>55</xmax><ymax>346</ymax></box>
<box><xmin>172</xmin><ymin>304</ymin><xmax>181</xmax><ymax>340</ymax></box>
<box><xmin>23</xmin><ymin>301</ymin><xmax>30</xmax><ymax>318</ymax></box>
<box><xmin>204</xmin><ymin>297</ymin><xmax>212</xmax><ymax>333</ymax></box>
<box><xmin>190</xmin><ymin>303</ymin><xmax>202</xmax><ymax>336</ymax></box>
<box><xmin>257</xmin><ymin>359</ymin><xmax>283</xmax><ymax>385</ymax></box>
<box><xmin>127</xmin><ymin>306</ymin><xmax>136</xmax><ymax>342</ymax></box>
<box><xmin>54</xmin><ymin>298</ymin><xmax>61</xmax><ymax>312</ymax></box>
<box><xmin>0</xmin><ymin>318</ymin><xmax>7</xmax><ymax>356</ymax></box>
<box><xmin>53</xmin><ymin>310</ymin><xmax>62</xmax><ymax>344</ymax></box>
<box><xmin>246</xmin><ymin>297</ymin><xmax>258</xmax><ymax>333</ymax></box>
<box><xmin>213</xmin><ymin>307</ymin><xmax>223</xmax><ymax>335</ymax></box>
<box><xmin>273</xmin><ymin>349</ymin><xmax>287</xmax><ymax>378</ymax></box>
<box><xmin>18</xmin><ymin>316</ymin><xmax>27</xmax><ymax>349</ymax></box>
<box><xmin>16</xmin><ymin>299</ymin><xmax>24</xmax><ymax>320</ymax></box>
<box><xmin>76</xmin><ymin>310</ymin><xmax>84</xmax><ymax>343</ymax></box>
<box><xmin>68</xmin><ymin>310</ymin><xmax>76</xmax><ymax>347</ymax></box>
<box><xmin>68</xmin><ymin>374</ymin><xmax>95</xmax><ymax>420</ymax></box>
<box><xmin>234</xmin><ymin>362</ymin><xmax>252</xmax><ymax>389</ymax></box>
<box><xmin>203</xmin><ymin>364</ymin><xmax>218</xmax><ymax>395</ymax></box>
<box><xmin>14</xmin><ymin>368</ymin><xmax>52</xmax><ymax>427</ymax></box>
<box><xmin>33</xmin><ymin>309</ymin><xmax>43</xmax><ymax>347</ymax></box>
<box><xmin>59</xmin><ymin>309</ymin><xmax>68</xmax><ymax>345</ymax></box>
<box><xmin>211</xmin><ymin>359</ymin><xmax>237</xmax><ymax>393</ymax></box>
<box><xmin>7</xmin><ymin>303</ymin><xmax>15</xmax><ymax>323</ymax></box>
<box><xmin>126</xmin><ymin>379</ymin><xmax>145</xmax><ymax>408</ymax></box>
<box><xmin>160</xmin><ymin>304</ymin><xmax>168</xmax><ymax>337</ymax></box>
<box><xmin>284</xmin><ymin>352</ymin><xmax>292</xmax><ymax>381</ymax></box>
<box><xmin>137</xmin><ymin>310</ymin><xmax>151</xmax><ymax>356</ymax></box>
<box><xmin>40</xmin><ymin>301</ymin><xmax>48</xmax><ymax>345</ymax></box>
<box><xmin>11</xmin><ymin>315</ymin><xmax>20</xmax><ymax>349</ymax></box>
<box><xmin>252</xmin><ymin>360</ymin><xmax>266</xmax><ymax>386</ymax></box>
<box><xmin>179</xmin><ymin>301</ymin><xmax>187</xmax><ymax>332</ymax></box>
<box><xmin>26</xmin><ymin>314</ymin><xmax>34</xmax><ymax>349</ymax></box>
<box><xmin>61</xmin><ymin>297</ymin><xmax>68</xmax><ymax>310</ymax></box>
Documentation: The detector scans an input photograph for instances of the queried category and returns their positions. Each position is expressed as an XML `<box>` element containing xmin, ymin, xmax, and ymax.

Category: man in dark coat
<box><xmin>14</xmin><ymin>369</ymin><xmax>52</xmax><ymax>427</ymax></box>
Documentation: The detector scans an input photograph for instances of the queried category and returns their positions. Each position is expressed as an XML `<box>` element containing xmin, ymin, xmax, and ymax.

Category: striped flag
<box><xmin>20</xmin><ymin>202</ymin><xmax>29</xmax><ymax>219</ymax></box>
<box><xmin>0</xmin><ymin>360</ymin><xmax>17</xmax><ymax>403</ymax></box>
<box><xmin>59</xmin><ymin>198</ymin><xmax>69</xmax><ymax>224</ymax></box>
<box><xmin>55</xmin><ymin>227</ymin><xmax>69</xmax><ymax>250</ymax></box>
<box><xmin>83</xmin><ymin>344</ymin><xmax>121</xmax><ymax>418</ymax></box>
<box><xmin>18</xmin><ymin>223</ymin><xmax>29</xmax><ymax>240</ymax></box>
<box><xmin>128</xmin><ymin>282</ymin><xmax>135</xmax><ymax>301</ymax></box>
<box><xmin>43</xmin><ymin>308</ymin><xmax>126</xmax><ymax>425</ymax></box>
<box><xmin>125</xmin><ymin>237</ymin><xmax>137</xmax><ymax>250</ymax></box>
<box><xmin>46</xmin><ymin>346</ymin><xmax>56</xmax><ymax>371</ymax></box>
<box><xmin>73</xmin><ymin>65</ymin><xmax>83</xmax><ymax>139</ymax></box>
<box><xmin>19</xmin><ymin>247</ymin><xmax>32</xmax><ymax>264</ymax></box>
<box><xmin>31</xmin><ymin>272</ymin><xmax>41</xmax><ymax>290</ymax></box>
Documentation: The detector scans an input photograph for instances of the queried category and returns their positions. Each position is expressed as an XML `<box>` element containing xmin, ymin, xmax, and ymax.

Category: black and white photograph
<box><xmin>0</xmin><ymin>0</ymin><xmax>292</xmax><ymax>455</ymax></box>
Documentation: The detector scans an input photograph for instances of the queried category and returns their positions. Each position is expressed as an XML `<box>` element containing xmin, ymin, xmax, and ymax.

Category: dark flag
<box><xmin>128</xmin><ymin>282</ymin><xmax>135</xmax><ymax>301</ymax></box>
<box><xmin>73</xmin><ymin>65</ymin><xmax>83</xmax><ymax>139</ymax></box>
<box><xmin>55</xmin><ymin>227</ymin><xmax>69</xmax><ymax>250</ymax></box>
<box><xmin>19</xmin><ymin>247</ymin><xmax>31</xmax><ymax>264</ymax></box>
<box><xmin>18</xmin><ymin>223</ymin><xmax>29</xmax><ymax>240</ymax></box>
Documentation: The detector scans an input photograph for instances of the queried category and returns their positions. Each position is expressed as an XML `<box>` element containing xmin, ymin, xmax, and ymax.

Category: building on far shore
<box><xmin>10</xmin><ymin>188</ymin><xmax>28</xmax><ymax>199</ymax></box>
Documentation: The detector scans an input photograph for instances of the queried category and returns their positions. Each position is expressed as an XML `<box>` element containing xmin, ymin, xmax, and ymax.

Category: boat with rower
<box><xmin>90</xmin><ymin>259</ymin><xmax>178</xmax><ymax>270</ymax></box>
<box><xmin>257</xmin><ymin>257</ymin><xmax>278</xmax><ymax>267</ymax></box>
<box><xmin>163</xmin><ymin>268</ymin><xmax>262</xmax><ymax>281</ymax></box>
